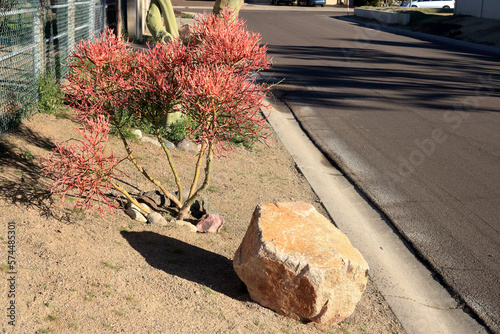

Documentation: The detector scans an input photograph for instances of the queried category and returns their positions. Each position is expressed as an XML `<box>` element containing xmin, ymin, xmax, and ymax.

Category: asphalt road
<box><xmin>235</xmin><ymin>7</ymin><xmax>500</xmax><ymax>333</ymax></box>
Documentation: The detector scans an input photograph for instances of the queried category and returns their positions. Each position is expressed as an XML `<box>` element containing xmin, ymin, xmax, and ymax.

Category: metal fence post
<box><xmin>33</xmin><ymin>9</ymin><xmax>42</xmax><ymax>82</ymax></box>
<box><xmin>89</xmin><ymin>0</ymin><xmax>95</xmax><ymax>37</ymax></box>
<box><xmin>68</xmin><ymin>0</ymin><xmax>75</xmax><ymax>53</ymax></box>
<box><xmin>102</xmin><ymin>0</ymin><xmax>106</xmax><ymax>32</ymax></box>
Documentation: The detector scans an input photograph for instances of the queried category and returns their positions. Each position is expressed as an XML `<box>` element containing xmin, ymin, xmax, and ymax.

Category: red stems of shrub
<box><xmin>189</xmin><ymin>9</ymin><xmax>271</xmax><ymax>75</ymax></box>
<box><xmin>176</xmin><ymin>64</ymin><xmax>269</xmax><ymax>157</ymax></box>
<box><xmin>41</xmin><ymin>115</ymin><xmax>134</xmax><ymax>216</ymax></box>
<box><xmin>45</xmin><ymin>9</ymin><xmax>272</xmax><ymax>218</ymax></box>
<box><xmin>65</xmin><ymin>29</ymin><xmax>136</xmax><ymax>121</ymax></box>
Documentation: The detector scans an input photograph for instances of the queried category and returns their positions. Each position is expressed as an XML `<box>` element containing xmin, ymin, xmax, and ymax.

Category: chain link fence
<box><xmin>0</xmin><ymin>0</ymin><xmax>117</xmax><ymax>133</ymax></box>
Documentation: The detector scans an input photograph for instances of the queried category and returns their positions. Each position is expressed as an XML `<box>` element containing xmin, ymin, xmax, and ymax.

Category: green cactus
<box><xmin>212</xmin><ymin>0</ymin><xmax>244</xmax><ymax>19</ymax></box>
<box><xmin>146</xmin><ymin>0</ymin><xmax>179</xmax><ymax>43</ymax></box>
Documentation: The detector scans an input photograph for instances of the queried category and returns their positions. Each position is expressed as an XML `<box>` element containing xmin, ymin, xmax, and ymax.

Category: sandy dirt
<box><xmin>0</xmin><ymin>109</ymin><xmax>406</xmax><ymax>333</ymax></box>
<box><xmin>441</xmin><ymin>16</ymin><xmax>500</xmax><ymax>47</ymax></box>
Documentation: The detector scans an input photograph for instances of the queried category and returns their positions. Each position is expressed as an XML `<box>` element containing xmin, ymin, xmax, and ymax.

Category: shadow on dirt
<box><xmin>0</xmin><ymin>123</ymin><xmax>72</xmax><ymax>221</ymax></box>
<box><xmin>120</xmin><ymin>230</ymin><xmax>250</xmax><ymax>301</ymax></box>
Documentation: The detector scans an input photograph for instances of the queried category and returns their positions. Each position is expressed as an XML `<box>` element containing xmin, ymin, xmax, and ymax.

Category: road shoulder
<box><xmin>262</xmin><ymin>98</ymin><xmax>489</xmax><ymax>334</ymax></box>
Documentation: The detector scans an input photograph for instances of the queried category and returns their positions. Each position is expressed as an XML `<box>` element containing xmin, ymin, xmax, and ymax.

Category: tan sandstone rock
<box><xmin>233</xmin><ymin>202</ymin><xmax>369</xmax><ymax>324</ymax></box>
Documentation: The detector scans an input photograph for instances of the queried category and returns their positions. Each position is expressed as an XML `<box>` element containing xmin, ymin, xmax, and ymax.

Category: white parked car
<box><xmin>410</xmin><ymin>0</ymin><xmax>454</xmax><ymax>9</ymax></box>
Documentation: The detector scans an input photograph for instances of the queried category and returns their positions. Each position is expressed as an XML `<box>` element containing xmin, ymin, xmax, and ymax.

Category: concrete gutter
<box><xmin>261</xmin><ymin>99</ymin><xmax>489</xmax><ymax>334</ymax></box>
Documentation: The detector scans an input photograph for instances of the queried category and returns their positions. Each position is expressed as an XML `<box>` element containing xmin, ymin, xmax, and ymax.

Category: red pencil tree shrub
<box><xmin>131</xmin><ymin>39</ymin><xmax>191</xmax><ymax>207</ymax></box>
<box><xmin>41</xmin><ymin>115</ymin><xmax>149</xmax><ymax>216</ymax></box>
<box><xmin>132</xmin><ymin>38</ymin><xmax>189</xmax><ymax>122</ymax></box>
<box><xmin>177</xmin><ymin>65</ymin><xmax>268</xmax><ymax>156</ymax></box>
<box><xmin>171</xmin><ymin>9</ymin><xmax>272</xmax><ymax>219</ymax></box>
<box><xmin>174</xmin><ymin>64</ymin><xmax>270</xmax><ymax>218</ymax></box>
<box><xmin>188</xmin><ymin>10</ymin><xmax>271</xmax><ymax>75</ymax></box>
<box><xmin>65</xmin><ymin>28</ymin><xmax>136</xmax><ymax>124</ymax></box>
<box><xmin>44</xmin><ymin>10</ymin><xmax>272</xmax><ymax>220</ymax></box>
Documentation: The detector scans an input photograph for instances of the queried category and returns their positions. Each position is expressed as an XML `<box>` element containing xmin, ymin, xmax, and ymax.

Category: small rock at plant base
<box><xmin>173</xmin><ymin>188</ymin><xmax>190</xmax><ymax>207</ymax></box>
<box><xmin>174</xmin><ymin>220</ymin><xmax>198</xmax><ymax>233</ymax></box>
<box><xmin>131</xmin><ymin>129</ymin><xmax>142</xmax><ymax>139</ymax></box>
<box><xmin>196</xmin><ymin>214</ymin><xmax>224</xmax><ymax>233</ymax></box>
<box><xmin>233</xmin><ymin>202</ymin><xmax>369</xmax><ymax>324</ymax></box>
<box><xmin>163</xmin><ymin>140</ymin><xmax>176</xmax><ymax>149</ymax></box>
<box><xmin>141</xmin><ymin>136</ymin><xmax>161</xmax><ymax>147</ymax></box>
<box><xmin>177</xmin><ymin>139</ymin><xmax>199</xmax><ymax>152</ymax></box>
<box><xmin>125</xmin><ymin>202</ymin><xmax>148</xmax><ymax>223</ymax></box>
<box><xmin>190</xmin><ymin>198</ymin><xmax>212</xmax><ymax>219</ymax></box>
<box><xmin>147</xmin><ymin>212</ymin><xmax>168</xmax><ymax>226</ymax></box>
<box><xmin>140</xmin><ymin>190</ymin><xmax>167</xmax><ymax>209</ymax></box>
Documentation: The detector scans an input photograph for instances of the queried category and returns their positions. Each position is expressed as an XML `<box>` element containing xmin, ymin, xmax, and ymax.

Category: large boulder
<box><xmin>233</xmin><ymin>202</ymin><xmax>369</xmax><ymax>324</ymax></box>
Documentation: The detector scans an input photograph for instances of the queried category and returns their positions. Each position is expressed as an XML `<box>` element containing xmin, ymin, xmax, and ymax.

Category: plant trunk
<box><xmin>187</xmin><ymin>140</ymin><xmax>207</xmax><ymax>201</ymax></box>
<box><xmin>177</xmin><ymin>144</ymin><xmax>213</xmax><ymax>221</ymax></box>
<box><xmin>115</xmin><ymin>126</ymin><xmax>182</xmax><ymax>208</ymax></box>
<box><xmin>111</xmin><ymin>182</ymin><xmax>151</xmax><ymax>214</ymax></box>
<box><xmin>212</xmin><ymin>0</ymin><xmax>243</xmax><ymax>19</ymax></box>
<box><xmin>146</xmin><ymin>0</ymin><xmax>179</xmax><ymax>43</ymax></box>
<box><xmin>154</xmin><ymin>124</ymin><xmax>183</xmax><ymax>203</ymax></box>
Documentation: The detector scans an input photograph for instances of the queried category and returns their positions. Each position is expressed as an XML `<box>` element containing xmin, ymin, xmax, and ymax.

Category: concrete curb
<box><xmin>337</xmin><ymin>15</ymin><xmax>500</xmax><ymax>57</ymax></box>
<box><xmin>261</xmin><ymin>99</ymin><xmax>489</xmax><ymax>334</ymax></box>
<box><xmin>355</xmin><ymin>8</ymin><xmax>410</xmax><ymax>25</ymax></box>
